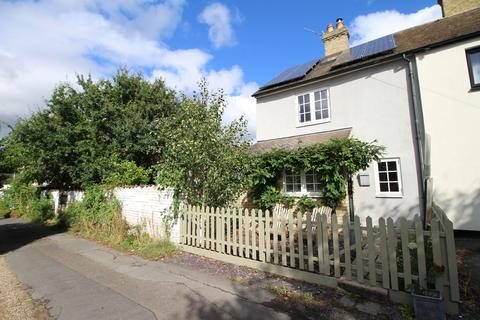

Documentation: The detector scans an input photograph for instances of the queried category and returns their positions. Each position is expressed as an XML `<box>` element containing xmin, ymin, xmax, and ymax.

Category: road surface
<box><xmin>0</xmin><ymin>218</ymin><xmax>289</xmax><ymax>320</ymax></box>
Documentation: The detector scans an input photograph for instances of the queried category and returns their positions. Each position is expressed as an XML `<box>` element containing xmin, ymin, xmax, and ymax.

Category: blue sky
<box><xmin>175</xmin><ymin>0</ymin><xmax>439</xmax><ymax>85</ymax></box>
<box><xmin>0</xmin><ymin>0</ymin><xmax>441</xmax><ymax>137</ymax></box>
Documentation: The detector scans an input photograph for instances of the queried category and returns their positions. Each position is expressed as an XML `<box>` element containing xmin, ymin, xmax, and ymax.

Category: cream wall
<box><xmin>256</xmin><ymin>61</ymin><xmax>422</xmax><ymax>223</ymax></box>
<box><xmin>415</xmin><ymin>37</ymin><xmax>480</xmax><ymax>230</ymax></box>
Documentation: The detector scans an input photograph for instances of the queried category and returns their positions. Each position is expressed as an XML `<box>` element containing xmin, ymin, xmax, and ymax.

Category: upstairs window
<box><xmin>466</xmin><ymin>47</ymin><xmax>480</xmax><ymax>90</ymax></box>
<box><xmin>374</xmin><ymin>158</ymin><xmax>403</xmax><ymax>197</ymax></box>
<box><xmin>297</xmin><ymin>88</ymin><xmax>330</xmax><ymax>125</ymax></box>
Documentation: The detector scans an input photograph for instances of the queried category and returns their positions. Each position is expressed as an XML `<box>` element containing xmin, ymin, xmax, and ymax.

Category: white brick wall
<box><xmin>49</xmin><ymin>186</ymin><xmax>179</xmax><ymax>243</ymax></box>
<box><xmin>113</xmin><ymin>186</ymin><xmax>178</xmax><ymax>243</ymax></box>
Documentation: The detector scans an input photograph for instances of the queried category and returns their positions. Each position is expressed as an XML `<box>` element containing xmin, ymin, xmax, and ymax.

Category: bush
<box><xmin>62</xmin><ymin>186</ymin><xmax>176</xmax><ymax>259</ymax></box>
<box><xmin>296</xmin><ymin>196</ymin><xmax>321</xmax><ymax>214</ymax></box>
<box><xmin>256</xmin><ymin>186</ymin><xmax>294</xmax><ymax>210</ymax></box>
<box><xmin>0</xmin><ymin>178</ymin><xmax>53</xmax><ymax>222</ymax></box>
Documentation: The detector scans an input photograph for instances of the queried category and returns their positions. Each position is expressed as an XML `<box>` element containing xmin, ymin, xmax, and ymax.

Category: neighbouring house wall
<box><xmin>256</xmin><ymin>61</ymin><xmax>422</xmax><ymax>223</ymax></box>
<box><xmin>415</xmin><ymin>37</ymin><xmax>480</xmax><ymax>231</ymax></box>
<box><xmin>50</xmin><ymin>186</ymin><xmax>179</xmax><ymax>243</ymax></box>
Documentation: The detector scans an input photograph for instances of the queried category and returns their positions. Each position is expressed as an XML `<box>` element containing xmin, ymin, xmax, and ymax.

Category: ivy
<box><xmin>248</xmin><ymin>138</ymin><xmax>384</xmax><ymax>211</ymax></box>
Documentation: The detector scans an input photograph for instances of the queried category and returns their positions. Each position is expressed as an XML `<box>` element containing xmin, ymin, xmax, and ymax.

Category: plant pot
<box><xmin>412</xmin><ymin>288</ymin><xmax>445</xmax><ymax>320</ymax></box>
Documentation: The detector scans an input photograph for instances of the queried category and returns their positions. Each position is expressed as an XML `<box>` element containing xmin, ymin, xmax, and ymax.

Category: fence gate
<box><xmin>179</xmin><ymin>205</ymin><xmax>459</xmax><ymax>314</ymax></box>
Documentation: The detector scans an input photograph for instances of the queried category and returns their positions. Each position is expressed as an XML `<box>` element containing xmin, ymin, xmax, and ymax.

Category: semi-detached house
<box><xmin>252</xmin><ymin>0</ymin><xmax>480</xmax><ymax>230</ymax></box>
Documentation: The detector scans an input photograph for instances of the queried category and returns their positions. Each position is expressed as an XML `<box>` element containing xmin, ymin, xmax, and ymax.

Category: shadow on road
<box><xmin>0</xmin><ymin>217</ymin><xmax>66</xmax><ymax>255</ymax></box>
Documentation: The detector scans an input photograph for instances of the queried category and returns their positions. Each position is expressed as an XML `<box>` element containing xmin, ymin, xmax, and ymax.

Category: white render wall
<box><xmin>415</xmin><ymin>37</ymin><xmax>480</xmax><ymax>231</ymax></box>
<box><xmin>256</xmin><ymin>61</ymin><xmax>422</xmax><ymax>223</ymax></box>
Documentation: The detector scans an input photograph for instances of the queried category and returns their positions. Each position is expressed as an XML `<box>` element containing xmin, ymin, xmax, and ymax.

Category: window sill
<box><xmin>375</xmin><ymin>193</ymin><xmax>403</xmax><ymax>199</ymax></box>
<box><xmin>285</xmin><ymin>192</ymin><xmax>322</xmax><ymax>198</ymax></box>
<box><xmin>296</xmin><ymin>118</ymin><xmax>331</xmax><ymax>128</ymax></box>
<box><xmin>468</xmin><ymin>86</ymin><xmax>480</xmax><ymax>92</ymax></box>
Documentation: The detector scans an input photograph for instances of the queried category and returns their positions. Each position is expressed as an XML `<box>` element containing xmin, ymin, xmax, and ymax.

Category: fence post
<box><xmin>400</xmin><ymin>217</ymin><xmax>412</xmax><ymax>290</ymax></box>
<box><xmin>297</xmin><ymin>212</ymin><xmax>305</xmax><ymax>270</ymax></box>
<box><xmin>289</xmin><ymin>211</ymin><xmax>296</xmax><ymax>268</ymax></box>
<box><xmin>444</xmin><ymin>218</ymin><xmax>460</xmax><ymax>303</ymax></box>
<box><xmin>306</xmin><ymin>212</ymin><xmax>314</xmax><ymax>272</ymax></box>
<box><xmin>332</xmin><ymin>214</ymin><xmax>340</xmax><ymax>278</ymax></box>
<box><xmin>366</xmin><ymin>216</ymin><xmax>376</xmax><ymax>286</ymax></box>
<box><xmin>343</xmin><ymin>218</ymin><xmax>352</xmax><ymax>280</ymax></box>
<box><xmin>265</xmin><ymin>209</ymin><xmax>271</xmax><ymax>263</ymax></box>
<box><xmin>387</xmin><ymin>218</ymin><xmax>398</xmax><ymax>290</ymax></box>
<box><xmin>280</xmin><ymin>212</ymin><xmax>287</xmax><ymax>266</ymax></box>
<box><xmin>321</xmin><ymin>214</ymin><xmax>329</xmax><ymax>275</ymax></box>
<box><xmin>354</xmin><ymin>216</ymin><xmax>363</xmax><ymax>283</ymax></box>
<box><xmin>379</xmin><ymin>218</ymin><xmax>390</xmax><ymax>289</ymax></box>
<box><xmin>415</xmin><ymin>216</ymin><xmax>427</xmax><ymax>288</ymax></box>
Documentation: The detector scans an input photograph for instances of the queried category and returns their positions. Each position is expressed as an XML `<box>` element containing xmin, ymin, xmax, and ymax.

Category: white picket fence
<box><xmin>180</xmin><ymin>205</ymin><xmax>460</xmax><ymax>314</ymax></box>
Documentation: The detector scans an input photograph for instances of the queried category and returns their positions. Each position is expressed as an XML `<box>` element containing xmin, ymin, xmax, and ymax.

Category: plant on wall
<box><xmin>248</xmin><ymin>137</ymin><xmax>384</xmax><ymax>212</ymax></box>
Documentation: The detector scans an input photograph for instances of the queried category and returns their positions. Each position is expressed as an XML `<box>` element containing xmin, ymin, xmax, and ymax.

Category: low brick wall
<box><xmin>49</xmin><ymin>186</ymin><xmax>179</xmax><ymax>243</ymax></box>
<box><xmin>113</xmin><ymin>186</ymin><xmax>178</xmax><ymax>243</ymax></box>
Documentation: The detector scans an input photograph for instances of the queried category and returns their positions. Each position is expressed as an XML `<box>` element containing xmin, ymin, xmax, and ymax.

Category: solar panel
<box><xmin>332</xmin><ymin>34</ymin><xmax>396</xmax><ymax>68</ymax></box>
<box><xmin>261</xmin><ymin>58</ymin><xmax>319</xmax><ymax>88</ymax></box>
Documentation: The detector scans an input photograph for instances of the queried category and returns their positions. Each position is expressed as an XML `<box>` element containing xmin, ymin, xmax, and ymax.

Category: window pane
<box><xmin>304</xmin><ymin>94</ymin><xmax>310</xmax><ymax>103</ymax></box>
<box><xmin>300</xmin><ymin>114</ymin><xmax>305</xmax><ymax>122</ymax></box>
<box><xmin>378</xmin><ymin>162</ymin><xmax>387</xmax><ymax>171</ymax></box>
<box><xmin>379</xmin><ymin>172</ymin><xmax>388</xmax><ymax>181</ymax></box>
<box><xmin>470</xmin><ymin>51</ymin><xmax>480</xmax><ymax>84</ymax></box>
<box><xmin>286</xmin><ymin>184</ymin><xmax>293</xmax><ymax>192</ymax></box>
<box><xmin>306</xmin><ymin>174</ymin><xmax>313</xmax><ymax>183</ymax></box>
<box><xmin>321</xmin><ymin>90</ymin><xmax>327</xmax><ymax>99</ymax></box>
<box><xmin>388</xmin><ymin>172</ymin><xmax>398</xmax><ymax>181</ymax></box>
<box><xmin>300</xmin><ymin>105</ymin><xmax>304</xmax><ymax>113</ymax></box>
<box><xmin>314</xmin><ymin>91</ymin><xmax>320</xmax><ymax>100</ymax></box>
<box><xmin>315</xmin><ymin>111</ymin><xmax>321</xmax><ymax>119</ymax></box>
<box><xmin>305</xmin><ymin>113</ymin><xmax>311</xmax><ymax>122</ymax></box>
<box><xmin>390</xmin><ymin>183</ymin><xmax>399</xmax><ymax>192</ymax></box>
<box><xmin>387</xmin><ymin>161</ymin><xmax>397</xmax><ymax>171</ymax></box>
<box><xmin>322</xmin><ymin>109</ymin><xmax>329</xmax><ymax>119</ymax></box>
<box><xmin>304</xmin><ymin>103</ymin><xmax>310</xmax><ymax>113</ymax></box>
<box><xmin>298</xmin><ymin>96</ymin><xmax>303</xmax><ymax>104</ymax></box>
<box><xmin>321</xmin><ymin>100</ymin><xmax>328</xmax><ymax>109</ymax></box>
<box><xmin>315</xmin><ymin>101</ymin><xmax>321</xmax><ymax>111</ymax></box>
<box><xmin>380</xmin><ymin>183</ymin><xmax>389</xmax><ymax>192</ymax></box>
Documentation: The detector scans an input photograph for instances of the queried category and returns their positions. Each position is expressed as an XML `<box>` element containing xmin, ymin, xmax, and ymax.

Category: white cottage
<box><xmin>252</xmin><ymin>0</ymin><xmax>480</xmax><ymax>230</ymax></box>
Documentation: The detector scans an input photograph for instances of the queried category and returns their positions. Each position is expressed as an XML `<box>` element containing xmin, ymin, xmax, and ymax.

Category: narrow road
<box><xmin>0</xmin><ymin>218</ymin><xmax>289</xmax><ymax>320</ymax></box>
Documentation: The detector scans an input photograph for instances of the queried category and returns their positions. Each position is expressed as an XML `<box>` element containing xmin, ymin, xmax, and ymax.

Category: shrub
<box><xmin>295</xmin><ymin>196</ymin><xmax>321</xmax><ymax>214</ymax></box>
<box><xmin>256</xmin><ymin>186</ymin><xmax>294</xmax><ymax>210</ymax></box>
<box><xmin>62</xmin><ymin>186</ymin><xmax>176</xmax><ymax>259</ymax></box>
<box><xmin>0</xmin><ymin>178</ymin><xmax>53</xmax><ymax>222</ymax></box>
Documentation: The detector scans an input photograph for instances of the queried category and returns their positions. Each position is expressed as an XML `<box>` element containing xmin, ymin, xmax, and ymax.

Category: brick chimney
<box><xmin>322</xmin><ymin>18</ymin><xmax>350</xmax><ymax>56</ymax></box>
<box><xmin>438</xmin><ymin>0</ymin><xmax>480</xmax><ymax>17</ymax></box>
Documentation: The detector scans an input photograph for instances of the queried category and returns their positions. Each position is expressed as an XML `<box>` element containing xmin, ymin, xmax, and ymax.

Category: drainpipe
<box><xmin>402</xmin><ymin>54</ymin><xmax>427</xmax><ymax>226</ymax></box>
<box><xmin>347</xmin><ymin>175</ymin><xmax>355</xmax><ymax>222</ymax></box>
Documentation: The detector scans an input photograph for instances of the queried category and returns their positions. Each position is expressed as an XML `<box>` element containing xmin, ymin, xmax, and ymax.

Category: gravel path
<box><xmin>0</xmin><ymin>255</ymin><xmax>51</xmax><ymax>320</ymax></box>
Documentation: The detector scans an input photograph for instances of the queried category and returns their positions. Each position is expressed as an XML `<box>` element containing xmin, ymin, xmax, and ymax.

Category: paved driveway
<box><xmin>0</xmin><ymin>218</ymin><xmax>289</xmax><ymax>320</ymax></box>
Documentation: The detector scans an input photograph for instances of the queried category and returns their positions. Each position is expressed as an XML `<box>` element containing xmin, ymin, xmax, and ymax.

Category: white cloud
<box><xmin>349</xmin><ymin>5</ymin><xmax>442</xmax><ymax>46</ymax></box>
<box><xmin>0</xmin><ymin>0</ymin><xmax>257</xmax><ymax>138</ymax></box>
<box><xmin>198</xmin><ymin>3</ymin><xmax>236</xmax><ymax>48</ymax></box>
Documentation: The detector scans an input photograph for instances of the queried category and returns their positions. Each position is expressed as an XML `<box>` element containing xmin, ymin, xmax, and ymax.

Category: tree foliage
<box><xmin>248</xmin><ymin>138</ymin><xmax>385</xmax><ymax>210</ymax></box>
<box><xmin>1</xmin><ymin>69</ymin><xmax>178</xmax><ymax>189</ymax></box>
<box><xmin>155</xmin><ymin>80</ymin><xmax>251</xmax><ymax>208</ymax></box>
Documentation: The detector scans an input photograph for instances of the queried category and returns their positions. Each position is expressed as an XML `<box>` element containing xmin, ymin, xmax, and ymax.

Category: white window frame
<box><xmin>373</xmin><ymin>158</ymin><xmax>403</xmax><ymax>198</ymax></box>
<box><xmin>283</xmin><ymin>170</ymin><xmax>322</xmax><ymax>197</ymax></box>
<box><xmin>295</xmin><ymin>87</ymin><xmax>331</xmax><ymax>127</ymax></box>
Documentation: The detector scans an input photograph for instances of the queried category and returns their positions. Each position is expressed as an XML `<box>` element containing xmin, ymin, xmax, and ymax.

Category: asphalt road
<box><xmin>0</xmin><ymin>218</ymin><xmax>290</xmax><ymax>320</ymax></box>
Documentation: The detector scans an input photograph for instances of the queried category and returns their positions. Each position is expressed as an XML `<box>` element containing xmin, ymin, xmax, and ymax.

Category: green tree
<box><xmin>155</xmin><ymin>80</ymin><xmax>251</xmax><ymax>208</ymax></box>
<box><xmin>1</xmin><ymin>69</ymin><xmax>178</xmax><ymax>189</ymax></box>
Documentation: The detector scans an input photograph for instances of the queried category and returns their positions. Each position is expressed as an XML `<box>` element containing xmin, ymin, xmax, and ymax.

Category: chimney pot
<box><xmin>326</xmin><ymin>24</ymin><xmax>334</xmax><ymax>32</ymax></box>
<box><xmin>336</xmin><ymin>17</ymin><xmax>344</xmax><ymax>29</ymax></box>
